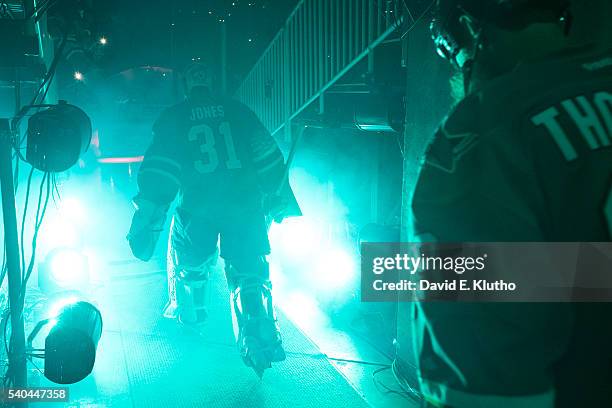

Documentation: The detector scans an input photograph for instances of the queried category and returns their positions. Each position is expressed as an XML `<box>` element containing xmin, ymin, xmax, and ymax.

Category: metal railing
<box><xmin>236</xmin><ymin>0</ymin><xmax>402</xmax><ymax>137</ymax></box>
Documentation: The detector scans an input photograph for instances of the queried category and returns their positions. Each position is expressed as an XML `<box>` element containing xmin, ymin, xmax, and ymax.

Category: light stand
<box><xmin>0</xmin><ymin>119</ymin><xmax>28</xmax><ymax>406</ymax></box>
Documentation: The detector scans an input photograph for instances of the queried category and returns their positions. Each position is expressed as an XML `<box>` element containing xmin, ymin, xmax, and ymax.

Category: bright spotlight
<box><xmin>44</xmin><ymin>300</ymin><xmax>102</xmax><ymax>384</ymax></box>
<box><xmin>58</xmin><ymin>197</ymin><xmax>86</xmax><ymax>224</ymax></box>
<box><xmin>39</xmin><ymin>197</ymin><xmax>86</xmax><ymax>250</ymax></box>
<box><xmin>50</xmin><ymin>249</ymin><xmax>88</xmax><ymax>284</ymax></box>
<box><xmin>74</xmin><ymin>71</ymin><xmax>83</xmax><ymax>81</ymax></box>
<box><xmin>313</xmin><ymin>247</ymin><xmax>356</xmax><ymax>291</ymax></box>
<box><xmin>98</xmin><ymin>36</ymin><xmax>107</xmax><ymax>45</ymax></box>
<box><xmin>40</xmin><ymin>219</ymin><xmax>81</xmax><ymax>248</ymax></box>
<box><xmin>39</xmin><ymin>248</ymin><xmax>90</xmax><ymax>293</ymax></box>
<box><xmin>269</xmin><ymin>217</ymin><xmax>319</xmax><ymax>258</ymax></box>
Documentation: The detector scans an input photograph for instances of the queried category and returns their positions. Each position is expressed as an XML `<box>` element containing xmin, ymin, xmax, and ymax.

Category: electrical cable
<box><xmin>3</xmin><ymin>166</ymin><xmax>36</xmax><ymax>387</ymax></box>
<box><xmin>21</xmin><ymin>173</ymin><xmax>51</xmax><ymax>298</ymax></box>
<box><xmin>4</xmin><ymin>170</ymin><xmax>50</xmax><ymax>338</ymax></box>
<box><xmin>36</xmin><ymin>42</ymin><xmax>63</xmax><ymax>106</ymax></box>
<box><xmin>51</xmin><ymin>172</ymin><xmax>61</xmax><ymax>204</ymax></box>
<box><xmin>26</xmin><ymin>355</ymin><xmax>45</xmax><ymax>378</ymax></box>
<box><xmin>11</xmin><ymin>28</ymin><xmax>68</xmax><ymax>137</ymax></box>
<box><xmin>391</xmin><ymin>358</ymin><xmax>421</xmax><ymax>397</ymax></box>
<box><xmin>19</xmin><ymin>167</ymin><xmax>35</xmax><ymax>280</ymax></box>
<box><xmin>372</xmin><ymin>365</ymin><xmax>418</xmax><ymax>401</ymax></box>
<box><xmin>2</xmin><ymin>173</ymin><xmax>51</xmax><ymax>386</ymax></box>
<box><xmin>1</xmin><ymin>309</ymin><xmax>8</xmax><ymax>357</ymax></box>
<box><xmin>3</xmin><ymin>22</ymin><xmax>69</xmax><ymax>388</ymax></box>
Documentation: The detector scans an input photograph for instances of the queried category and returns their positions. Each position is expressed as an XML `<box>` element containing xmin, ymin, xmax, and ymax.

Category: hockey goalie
<box><xmin>126</xmin><ymin>62</ymin><xmax>300</xmax><ymax>376</ymax></box>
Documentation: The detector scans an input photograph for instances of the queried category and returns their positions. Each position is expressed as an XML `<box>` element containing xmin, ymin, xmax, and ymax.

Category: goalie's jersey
<box><xmin>412</xmin><ymin>46</ymin><xmax>612</xmax><ymax>242</ymax></box>
<box><xmin>137</xmin><ymin>98</ymin><xmax>284</xmax><ymax>215</ymax></box>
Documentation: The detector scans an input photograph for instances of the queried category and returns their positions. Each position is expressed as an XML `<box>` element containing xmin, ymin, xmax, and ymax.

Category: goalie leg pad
<box><xmin>164</xmin><ymin>218</ymin><xmax>219</xmax><ymax>324</ymax></box>
<box><xmin>169</xmin><ymin>257</ymin><xmax>217</xmax><ymax>325</ymax></box>
<box><xmin>225</xmin><ymin>257</ymin><xmax>286</xmax><ymax>376</ymax></box>
<box><xmin>175</xmin><ymin>269</ymin><xmax>210</xmax><ymax>325</ymax></box>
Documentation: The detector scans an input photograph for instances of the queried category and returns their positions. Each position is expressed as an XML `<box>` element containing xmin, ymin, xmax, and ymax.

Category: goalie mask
<box><xmin>183</xmin><ymin>62</ymin><xmax>215</xmax><ymax>98</ymax></box>
<box><xmin>430</xmin><ymin>0</ymin><xmax>572</xmax><ymax>70</ymax></box>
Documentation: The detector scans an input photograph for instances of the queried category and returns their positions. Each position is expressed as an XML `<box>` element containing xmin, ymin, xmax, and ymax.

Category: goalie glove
<box><xmin>263</xmin><ymin>180</ymin><xmax>302</xmax><ymax>224</ymax></box>
<box><xmin>127</xmin><ymin>197</ymin><xmax>168</xmax><ymax>261</ymax></box>
<box><xmin>263</xmin><ymin>194</ymin><xmax>289</xmax><ymax>224</ymax></box>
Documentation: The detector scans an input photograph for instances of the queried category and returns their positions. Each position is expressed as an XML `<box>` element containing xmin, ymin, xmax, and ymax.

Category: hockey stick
<box><xmin>275</xmin><ymin>124</ymin><xmax>306</xmax><ymax>196</ymax></box>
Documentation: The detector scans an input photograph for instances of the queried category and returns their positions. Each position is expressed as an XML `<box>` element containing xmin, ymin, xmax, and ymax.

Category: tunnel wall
<box><xmin>396</xmin><ymin>22</ymin><xmax>452</xmax><ymax>380</ymax></box>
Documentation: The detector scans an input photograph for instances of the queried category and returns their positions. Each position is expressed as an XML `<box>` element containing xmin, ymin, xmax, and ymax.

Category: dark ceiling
<box><xmin>48</xmin><ymin>0</ymin><xmax>298</xmax><ymax>91</ymax></box>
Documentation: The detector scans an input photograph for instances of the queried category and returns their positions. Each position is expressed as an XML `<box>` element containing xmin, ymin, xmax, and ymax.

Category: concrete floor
<box><xmin>21</xmin><ymin>257</ymin><xmax>416</xmax><ymax>408</ymax></box>
<box><xmin>306</xmin><ymin>324</ymin><xmax>420</xmax><ymax>408</ymax></box>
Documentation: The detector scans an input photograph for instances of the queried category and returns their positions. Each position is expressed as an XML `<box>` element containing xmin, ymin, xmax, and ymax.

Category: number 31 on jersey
<box><xmin>188</xmin><ymin>121</ymin><xmax>242</xmax><ymax>173</ymax></box>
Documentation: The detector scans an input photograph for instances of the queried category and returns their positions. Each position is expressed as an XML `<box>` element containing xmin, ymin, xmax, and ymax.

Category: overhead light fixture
<box><xmin>73</xmin><ymin>71</ymin><xmax>83</xmax><ymax>81</ymax></box>
<box><xmin>98</xmin><ymin>37</ymin><xmax>107</xmax><ymax>45</ymax></box>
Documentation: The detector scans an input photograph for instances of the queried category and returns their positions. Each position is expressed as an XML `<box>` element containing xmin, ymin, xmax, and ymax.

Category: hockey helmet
<box><xmin>431</xmin><ymin>0</ymin><xmax>572</xmax><ymax>69</ymax></box>
<box><xmin>182</xmin><ymin>61</ymin><xmax>215</xmax><ymax>96</ymax></box>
